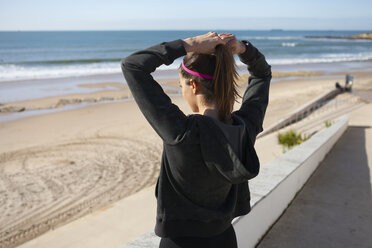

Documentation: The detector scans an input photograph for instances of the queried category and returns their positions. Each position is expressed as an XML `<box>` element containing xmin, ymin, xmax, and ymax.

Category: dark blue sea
<box><xmin>1</xmin><ymin>30</ymin><xmax>372</xmax><ymax>82</ymax></box>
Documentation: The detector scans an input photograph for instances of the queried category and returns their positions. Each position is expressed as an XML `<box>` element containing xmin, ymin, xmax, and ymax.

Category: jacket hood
<box><xmin>194</xmin><ymin>114</ymin><xmax>260</xmax><ymax>184</ymax></box>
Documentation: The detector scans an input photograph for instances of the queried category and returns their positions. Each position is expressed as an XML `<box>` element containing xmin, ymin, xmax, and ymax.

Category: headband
<box><xmin>181</xmin><ymin>60</ymin><xmax>214</xmax><ymax>80</ymax></box>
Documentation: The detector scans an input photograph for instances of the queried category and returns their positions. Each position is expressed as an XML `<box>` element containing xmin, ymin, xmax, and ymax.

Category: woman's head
<box><xmin>178</xmin><ymin>44</ymin><xmax>241</xmax><ymax>123</ymax></box>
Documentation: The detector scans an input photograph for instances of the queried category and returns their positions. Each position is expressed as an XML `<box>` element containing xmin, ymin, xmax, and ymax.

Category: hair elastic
<box><xmin>181</xmin><ymin>60</ymin><xmax>214</xmax><ymax>80</ymax></box>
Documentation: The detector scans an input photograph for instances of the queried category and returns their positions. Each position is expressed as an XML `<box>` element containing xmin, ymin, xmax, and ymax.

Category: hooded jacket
<box><xmin>121</xmin><ymin>38</ymin><xmax>271</xmax><ymax>238</ymax></box>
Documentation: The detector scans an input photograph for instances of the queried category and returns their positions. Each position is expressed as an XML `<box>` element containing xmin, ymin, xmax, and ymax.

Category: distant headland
<box><xmin>305</xmin><ymin>32</ymin><xmax>372</xmax><ymax>40</ymax></box>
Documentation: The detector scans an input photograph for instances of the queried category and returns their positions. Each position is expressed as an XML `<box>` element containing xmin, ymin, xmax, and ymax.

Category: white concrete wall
<box><xmin>233</xmin><ymin>114</ymin><xmax>349</xmax><ymax>247</ymax></box>
<box><xmin>122</xmin><ymin>114</ymin><xmax>350</xmax><ymax>248</ymax></box>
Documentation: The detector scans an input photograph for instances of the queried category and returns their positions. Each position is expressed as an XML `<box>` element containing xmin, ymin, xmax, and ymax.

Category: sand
<box><xmin>1</xmin><ymin>70</ymin><xmax>371</xmax><ymax>248</ymax></box>
<box><xmin>306</xmin><ymin>32</ymin><xmax>372</xmax><ymax>40</ymax></box>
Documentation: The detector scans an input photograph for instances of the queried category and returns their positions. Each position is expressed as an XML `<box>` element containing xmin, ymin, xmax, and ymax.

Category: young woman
<box><xmin>121</xmin><ymin>32</ymin><xmax>271</xmax><ymax>248</ymax></box>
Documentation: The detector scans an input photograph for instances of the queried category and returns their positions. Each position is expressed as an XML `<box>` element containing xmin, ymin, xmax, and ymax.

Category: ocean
<box><xmin>1</xmin><ymin>30</ymin><xmax>372</xmax><ymax>82</ymax></box>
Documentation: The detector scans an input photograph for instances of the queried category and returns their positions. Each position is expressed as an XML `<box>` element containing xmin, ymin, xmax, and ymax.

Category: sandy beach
<box><xmin>1</xmin><ymin>69</ymin><xmax>371</xmax><ymax>248</ymax></box>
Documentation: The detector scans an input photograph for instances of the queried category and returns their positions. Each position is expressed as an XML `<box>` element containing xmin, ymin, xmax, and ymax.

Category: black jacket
<box><xmin>121</xmin><ymin>39</ymin><xmax>271</xmax><ymax>238</ymax></box>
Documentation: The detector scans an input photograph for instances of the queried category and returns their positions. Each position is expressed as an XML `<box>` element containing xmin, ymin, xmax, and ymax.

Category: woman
<box><xmin>121</xmin><ymin>32</ymin><xmax>271</xmax><ymax>248</ymax></box>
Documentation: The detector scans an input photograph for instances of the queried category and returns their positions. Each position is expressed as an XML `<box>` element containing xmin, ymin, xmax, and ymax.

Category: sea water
<box><xmin>0</xmin><ymin>30</ymin><xmax>372</xmax><ymax>103</ymax></box>
<box><xmin>1</xmin><ymin>30</ymin><xmax>372</xmax><ymax>82</ymax></box>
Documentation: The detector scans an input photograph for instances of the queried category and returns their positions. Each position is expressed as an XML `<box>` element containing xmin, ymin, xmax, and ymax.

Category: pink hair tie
<box><xmin>181</xmin><ymin>60</ymin><xmax>214</xmax><ymax>80</ymax></box>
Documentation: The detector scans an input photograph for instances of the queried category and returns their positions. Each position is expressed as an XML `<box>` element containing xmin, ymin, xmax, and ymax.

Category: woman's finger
<box><xmin>219</xmin><ymin>36</ymin><xmax>235</xmax><ymax>46</ymax></box>
<box><xmin>219</xmin><ymin>35</ymin><xmax>235</xmax><ymax>41</ymax></box>
<box><xmin>208</xmin><ymin>31</ymin><xmax>218</xmax><ymax>37</ymax></box>
<box><xmin>218</xmin><ymin>33</ymin><xmax>234</xmax><ymax>38</ymax></box>
<box><xmin>220</xmin><ymin>35</ymin><xmax>234</xmax><ymax>40</ymax></box>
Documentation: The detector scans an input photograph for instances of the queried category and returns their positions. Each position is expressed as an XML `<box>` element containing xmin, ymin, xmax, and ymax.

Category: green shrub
<box><xmin>325</xmin><ymin>120</ymin><xmax>333</xmax><ymax>128</ymax></box>
<box><xmin>278</xmin><ymin>129</ymin><xmax>310</xmax><ymax>153</ymax></box>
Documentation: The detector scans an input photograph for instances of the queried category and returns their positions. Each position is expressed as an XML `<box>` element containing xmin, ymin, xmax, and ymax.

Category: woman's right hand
<box><xmin>182</xmin><ymin>32</ymin><xmax>234</xmax><ymax>54</ymax></box>
<box><xmin>218</xmin><ymin>33</ymin><xmax>246</xmax><ymax>55</ymax></box>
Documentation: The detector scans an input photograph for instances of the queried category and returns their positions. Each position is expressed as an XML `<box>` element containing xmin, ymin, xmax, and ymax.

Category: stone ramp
<box><xmin>256</xmin><ymin>103</ymin><xmax>372</xmax><ymax>248</ymax></box>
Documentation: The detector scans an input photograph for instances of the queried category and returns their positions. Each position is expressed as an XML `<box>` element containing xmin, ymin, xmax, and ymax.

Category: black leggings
<box><xmin>159</xmin><ymin>224</ymin><xmax>238</xmax><ymax>248</ymax></box>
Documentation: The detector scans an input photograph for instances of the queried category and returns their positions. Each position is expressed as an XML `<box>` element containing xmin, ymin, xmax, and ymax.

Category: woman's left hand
<box><xmin>182</xmin><ymin>32</ymin><xmax>234</xmax><ymax>54</ymax></box>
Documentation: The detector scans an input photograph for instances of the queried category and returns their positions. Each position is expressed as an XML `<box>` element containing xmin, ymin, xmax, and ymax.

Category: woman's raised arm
<box><xmin>227</xmin><ymin>37</ymin><xmax>272</xmax><ymax>145</ymax></box>
<box><xmin>121</xmin><ymin>39</ymin><xmax>189</xmax><ymax>144</ymax></box>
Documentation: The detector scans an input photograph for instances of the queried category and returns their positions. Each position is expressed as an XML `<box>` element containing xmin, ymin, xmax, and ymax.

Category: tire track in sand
<box><xmin>0</xmin><ymin>135</ymin><xmax>162</xmax><ymax>248</ymax></box>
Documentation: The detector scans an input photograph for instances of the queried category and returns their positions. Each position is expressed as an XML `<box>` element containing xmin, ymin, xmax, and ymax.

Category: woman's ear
<box><xmin>189</xmin><ymin>79</ymin><xmax>199</xmax><ymax>94</ymax></box>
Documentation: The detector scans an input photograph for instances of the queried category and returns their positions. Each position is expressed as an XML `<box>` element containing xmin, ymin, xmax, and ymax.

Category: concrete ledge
<box><xmin>122</xmin><ymin>114</ymin><xmax>350</xmax><ymax>248</ymax></box>
<box><xmin>233</xmin><ymin>114</ymin><xmax>349</xmax><ymax>247</ymax></box>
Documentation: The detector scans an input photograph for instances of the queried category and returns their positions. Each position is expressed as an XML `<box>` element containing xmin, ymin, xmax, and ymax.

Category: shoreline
<box><xmin>0</xmin><ymin>73</ymin><xmax>326</xmax><ymax>122</ymax></box>
<box><xmin>2</xmin><ymin>59</ymin><xmax>372</xmax><ymax>121</ymax></box>
<box><xmin>1</xmin><ymin>60</ymin><xmax>372</xmax><ymax>104</ymax></box>
<box><xmin>0</xmin><ymin>70</ymin><xmax>369</xmax><ymax>123</ymax></box>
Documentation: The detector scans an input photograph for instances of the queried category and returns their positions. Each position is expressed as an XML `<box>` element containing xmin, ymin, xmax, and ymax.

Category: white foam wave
<box><xmin>1</xmin><ymin>53</ymin><xmax>372</xmax><ymax>82</ymax></box>
<box><xmin>0</xmin><ymin>59</ymin><xmax>185</xmax><ymax>82</ymax></box>
<box><xmin>281</xmin><ymin>42</ymin><xmax>297</xmax><ymax>47</ymax></box>
<box><xmin>266</xmin><ymin>52</ymin><xmax>372</xmax><ymax>65</ymax></box>
<box><xmin>240</xmin><ymin>36</ymin><xmax>302</xmax><ymax>40</ymax></box>
<box><xmin>0</xmin><ymin>62</ymin><xmax>122</xmax><ymax>82</ymax></box>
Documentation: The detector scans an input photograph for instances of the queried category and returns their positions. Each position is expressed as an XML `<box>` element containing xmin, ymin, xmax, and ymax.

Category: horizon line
<box><xmin>0</xmin><ymin>29</ymin><xmax>371</xmax><ymax>32</ymax></box>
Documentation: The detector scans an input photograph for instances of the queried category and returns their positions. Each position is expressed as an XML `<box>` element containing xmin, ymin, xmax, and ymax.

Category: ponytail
<box><xmin>213</xmin><ymin>44</ymin><xmax>240</xmax><ymax>123</ymax></box>
<box><xmin>179</xmin><ymin>45</ymin><xmax>241</xmax><ymax>123</ymax></box>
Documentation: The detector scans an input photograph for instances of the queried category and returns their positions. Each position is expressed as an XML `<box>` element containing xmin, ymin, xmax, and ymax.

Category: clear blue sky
<box><xmin>1</xmin><ymin>0</ymin><xmax>371</xmax><ymax>30</ymax></box>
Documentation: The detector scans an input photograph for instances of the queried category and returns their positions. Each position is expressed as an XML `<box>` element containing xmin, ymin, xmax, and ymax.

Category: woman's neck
<box><xmin>200</xmin><ymin>106</ymin><xmax>233</xmax><ymax>125</ymax></box>
<box><xmin>201</xmin><ymin>107</ymin><xmax>219</xmax><ymax>120</ymax></box>
<box><xmin>196</xmin><ymin>96</ymin><xmax>232</xmax><ymax>124</ymax></box>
